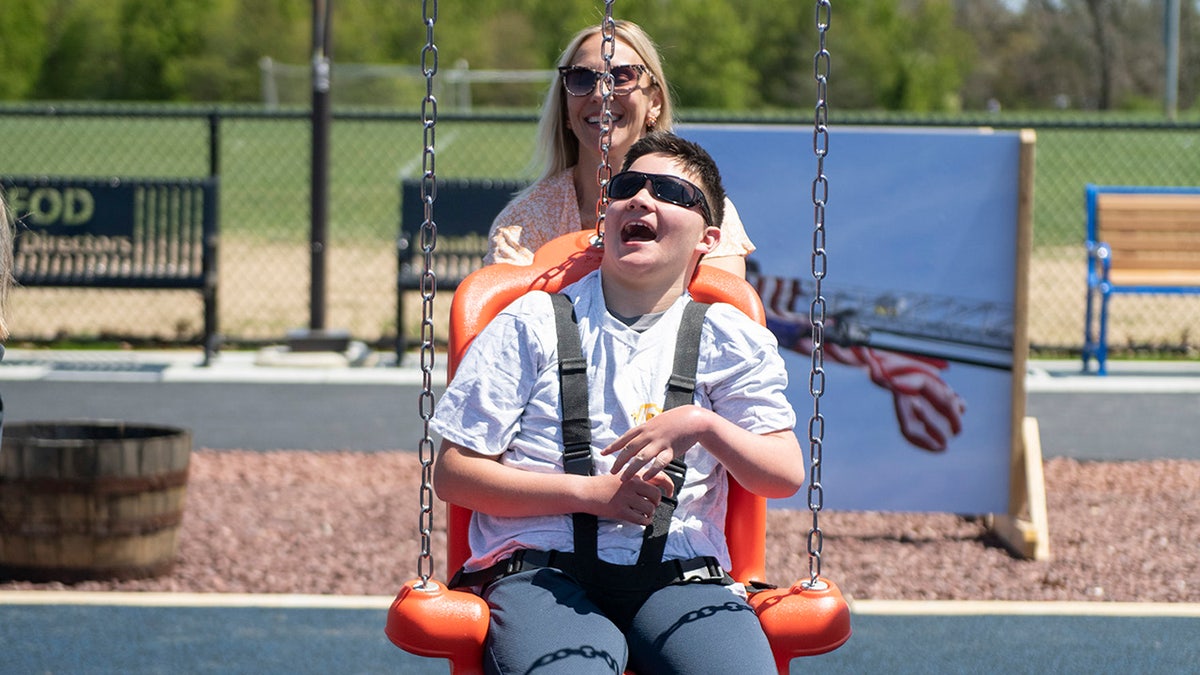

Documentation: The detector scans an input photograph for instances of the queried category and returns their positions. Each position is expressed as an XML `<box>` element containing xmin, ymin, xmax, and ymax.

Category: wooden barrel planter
<box><xmin>0</xmin><ymin>420</ymin><xmax>191</xmax><ymax>582</ymax></box>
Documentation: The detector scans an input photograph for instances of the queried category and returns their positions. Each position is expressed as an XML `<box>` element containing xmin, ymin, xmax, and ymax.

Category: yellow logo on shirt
<box><xmin>631</xmin><ymin>403</ymin><xmax>662</xmax><ymax>426</ymax></box>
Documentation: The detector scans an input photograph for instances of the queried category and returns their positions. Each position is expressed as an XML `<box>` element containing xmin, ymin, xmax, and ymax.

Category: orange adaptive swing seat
<box><xmin>385</xmin><ymin>231</ymin><xmax>851</xmax><ymax>675</ymax></box>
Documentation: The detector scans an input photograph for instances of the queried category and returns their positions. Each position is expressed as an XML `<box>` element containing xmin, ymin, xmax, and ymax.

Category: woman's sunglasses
<box><xmin>558</xmin><ymin>64</ymin><xmax>652</xmax><ymax>97</ymax></box>
<box><xmin>607</xmin><ymin>171</ymin><xmax>712</xmax><ymax>225</ymax></box>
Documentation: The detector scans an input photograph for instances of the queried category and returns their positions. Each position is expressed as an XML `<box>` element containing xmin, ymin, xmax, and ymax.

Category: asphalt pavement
<box><xmin>2</xmin><ymin>348</ymin><xmax>1198</xmax><ymax>674</ymax></box>
<box><xmin>2</xmin><ymin>592</ymin><xmax>1197</xmax><ymax>674</ymax></box>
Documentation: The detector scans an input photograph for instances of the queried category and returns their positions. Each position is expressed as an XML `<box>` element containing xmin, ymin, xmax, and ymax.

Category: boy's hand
<box><xmin>591</xmin><ymin>473</ymin><xmax>675</xmax><ymax>525</ymax></box>
<box><xmin>602</xmin><ymin>406</ymin><xmax>704</xmax><ymax>482</ymax></box>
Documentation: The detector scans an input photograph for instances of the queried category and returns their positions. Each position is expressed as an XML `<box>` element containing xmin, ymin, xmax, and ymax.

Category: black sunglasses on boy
<box><xmin>607</xmin><ymin>171</ymin><xmax>713</xmax><ymax>226</ymax></box>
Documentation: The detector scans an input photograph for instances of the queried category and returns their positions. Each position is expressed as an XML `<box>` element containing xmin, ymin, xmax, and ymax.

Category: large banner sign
<box><xmin>681</xmin><ymin>125</ymin><xmax>1024</xmax><ymax>514</ymax></box>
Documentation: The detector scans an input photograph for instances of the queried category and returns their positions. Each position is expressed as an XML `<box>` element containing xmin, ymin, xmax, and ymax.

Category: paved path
<box><xmin>3</xmin><ymin>351</ymin><xmax>1198</xmax><ymax>459</ymax></box>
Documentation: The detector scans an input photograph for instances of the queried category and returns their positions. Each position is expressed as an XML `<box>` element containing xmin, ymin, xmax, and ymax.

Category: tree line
<box><xmin>0</xmin><ymin>0</ymin><xmax>1196</xmax><ymax>114</ymax></box>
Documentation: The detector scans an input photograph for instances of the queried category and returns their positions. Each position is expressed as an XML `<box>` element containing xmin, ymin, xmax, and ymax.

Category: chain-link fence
<box><xmin>2</xmin><ymin>104</ymin><xmax>1198</xmax><ymax>358</ymax></box>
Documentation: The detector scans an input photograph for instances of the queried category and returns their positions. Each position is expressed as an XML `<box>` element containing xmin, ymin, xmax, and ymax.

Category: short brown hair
<box><xmin>621</xmin><ymin>132</ymin><xmax>726</xmax><ymax>228</ymax></box>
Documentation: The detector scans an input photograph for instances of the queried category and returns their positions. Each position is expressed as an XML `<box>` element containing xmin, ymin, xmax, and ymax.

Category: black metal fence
<box><xmin>2</xmin><ymin>103</ymin><xmax>1198</xmax><ymax>358</ymax></box>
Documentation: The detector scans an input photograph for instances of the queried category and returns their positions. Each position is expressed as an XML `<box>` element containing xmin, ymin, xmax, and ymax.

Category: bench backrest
<box><xmin>1086</xmin><ymin>183</ymin><xmax>1200</xmax><ymax>288</ymax></box>
<box><xmin>398</xmin><ymin>178</ymin><xmax>527</xmax><ymax>287</ymax></box>
<box><xmin>2</xmin><ymin>175</ymin><xmax>218</xmax><ymax>288</ymax></box>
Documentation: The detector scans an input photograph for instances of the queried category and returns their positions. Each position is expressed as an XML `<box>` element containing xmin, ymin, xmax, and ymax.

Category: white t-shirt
<box><xmin>431</xmin><ymin>270</ymin><xmax>795</xmax><ymax>572</ymax></box>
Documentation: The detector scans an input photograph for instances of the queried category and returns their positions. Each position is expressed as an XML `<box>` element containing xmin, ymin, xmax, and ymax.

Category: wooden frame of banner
<box><xmin>986</xmin><ymin>129</ymin><xmax>1050</xmax><ymax>561</ymax></box>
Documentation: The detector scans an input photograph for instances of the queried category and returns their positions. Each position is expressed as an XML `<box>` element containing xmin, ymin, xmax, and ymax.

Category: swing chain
<box><xmin>805</xmin><ymin>0</ymin><xmax>832</xmax><ymax>589</ymax></box>
<box><xmin>593</xmin><ymin>2</ymin><xmax>617</xmax><ymax>239</ymax></box>
<box><xmin>416</xmin><ymin>0</ymin><xmax>439</xmax><ymax>588</ymax></box>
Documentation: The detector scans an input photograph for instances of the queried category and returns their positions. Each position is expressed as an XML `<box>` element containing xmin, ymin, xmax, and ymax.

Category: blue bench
<box><xmin>2</xmin><ymin>175</ymin><xmax>220</xmax><ymax>364</ymax></box>
<box><xmin>1082</xmin><ymin>183</ymin><xmax>1200</xmax><ymax>374</ymax></box>
<box><xmin>396</xmin><ymin>178</ymin><xmax>526</xmax><ymax>360</ymax></box>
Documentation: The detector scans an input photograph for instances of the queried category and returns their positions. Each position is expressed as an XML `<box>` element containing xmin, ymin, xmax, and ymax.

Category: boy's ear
<box><xmin>696</xmin><ymin>225</ymin><xmax>721</xmax><ymax>255</ymax></box>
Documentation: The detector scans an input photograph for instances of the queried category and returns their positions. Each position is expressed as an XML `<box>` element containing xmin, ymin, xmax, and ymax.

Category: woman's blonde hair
<box><xmin>526</xmin><ymin>20</ymin><xmax>674</xmax><ymax>185</ymax></box>
<box><xmin>0</xmin><ymin>192</ymin><xmax>14</xmax><ymax>339</ymax></box>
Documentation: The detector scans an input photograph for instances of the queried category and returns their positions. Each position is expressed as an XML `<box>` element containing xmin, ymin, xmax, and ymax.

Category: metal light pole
<box><xmin>1164</xmin><ymin>0</ymin><xmax>1181</xmax><ymax>120</ymax></box>
<box><xmin>310</xmin><ymin>0</ymin><xmax>332</xmax><ymax>330</ymax></box>
<box><xmin>278</xmin><ymin>0</ymin><xmax>352</xmax><ymax>358</ymax></box>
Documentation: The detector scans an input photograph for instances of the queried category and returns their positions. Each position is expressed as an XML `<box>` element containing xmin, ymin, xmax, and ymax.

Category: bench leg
<box><xmin>1096</xmin><ymin>288</ymin><xmax>1112</xmax><ymax>376</ymax></box>
<box><xmin>396</xmin><ymin>287</ymin><xmax>406</xmax><ymax>366</ymax></box>
<box><xmin>203</xmin><ymin>287</ymin><xmax>219</xmax><ymax>367</ymax></box>
<box><xmin>1083</xmin><ymin>285</ymin><xmax>1096</xmax><ymax>373</ymax></box>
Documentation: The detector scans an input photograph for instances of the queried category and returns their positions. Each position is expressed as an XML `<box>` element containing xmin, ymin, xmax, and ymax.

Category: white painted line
<box><xmin>0</xmin><ymin>348</ymin><xmax>445</xmax><ymax>386</ymax></box>
<box><xmin>4</xmin><ymin>591</ymin><xmax>1199</xmax><ymax>618</ymax></box>
<box><xmin>42</xmin><ymin>371</ymin><xmax>164</xmax><ymax>383</ymax></box>
<box><xmin>851</xmin><ymin>599</ymin><xmax>1200</xmax><ymax>618</ymax></box>
<box><xmin>0</xmin><ymin>366</ymin><xmax>52</xmax><ymax>380</ymax></box>
<box><xmin>0</xmin><ymin>591</ymin><xmax>393</xmax><ymax>610</ymax></box>
<box><xmin>1026</xmin><ymin>376</ymin><xmax>1200</xmax><ymax>394</ymax></box>
<box><xmin>160</xmin><ymin>367</ymin><xmax>434</xmax><ymax>386</ymax></box>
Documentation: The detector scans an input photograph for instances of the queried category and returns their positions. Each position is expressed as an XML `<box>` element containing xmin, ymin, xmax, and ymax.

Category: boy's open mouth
<box><xmin>620</xmin><ymin>222</ymin><xmax>656</xmax><ymax>243</ymax></box>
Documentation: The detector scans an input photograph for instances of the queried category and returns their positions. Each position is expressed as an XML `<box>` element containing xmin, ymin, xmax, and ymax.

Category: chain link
<box><xmin>593</xmin><ymin>2</ymin><xmax>617</xmax><ymax>240</ymax></box>
<box><xmin>805</xmin><ymin>0</ymin><xmax>832</xmax><ymax>590</ymax></box>
<box><xmin>415</xmin><ymin>0</ymin><xmax>439</xmax><ymax>588</ymax></box>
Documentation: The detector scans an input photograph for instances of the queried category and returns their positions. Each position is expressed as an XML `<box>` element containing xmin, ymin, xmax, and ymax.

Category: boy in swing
<box><xmin>432</xmin><ymin>132</ymin><xmax>802</xmax><ymax>675</ymax></box>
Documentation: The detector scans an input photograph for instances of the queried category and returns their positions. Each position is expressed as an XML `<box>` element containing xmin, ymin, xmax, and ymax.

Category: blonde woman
<box><xmin>484</xmin><ymin>20</ymin><xmax>754</xmax><ymax>277</ymax></box>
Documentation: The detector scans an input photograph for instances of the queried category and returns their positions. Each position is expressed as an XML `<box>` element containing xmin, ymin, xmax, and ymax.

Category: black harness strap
<box><xmin>551</xmin><ymin>293</ymin><xmax>710</xmax><ymax>570</ymax></box>
<box><xmin>551</xmin><ymin>293</ymin><xmax>593</xmax><ymax>478</ymax></box>
<box><xmin>549</xmin><ymin>292</ymin><xmax>599</xmax><ymax>572</ymax></box>
<box><xmin>637</xmin><ymin>299</ymin><xmax>709</xmax><ymax>567</ymax></box>
<box><xmin>665</xmin><ymin>300</ymin><xmax>709</xmax><ymax>411</ymax></box>
<box><xmin>450</xmin><ymin>549</ymin><xmax>728</xmax><ymax>592</ymax></box>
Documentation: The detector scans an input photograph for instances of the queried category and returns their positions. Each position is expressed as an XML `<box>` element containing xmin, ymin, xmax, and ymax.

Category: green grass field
<box><xmin>2</xmin><ymin>106</ymin><xmax>1198</xmax><ymax>351</ymax></box>
<box><xmin>3</xmin><ymin>109</ymin><xmax>1196</xmax><ymax>249</ymax></box>
<box><xmin>1032</xmin><ymin>127</ymin><xmax>1200</xmax><ymax>247</ymax></box>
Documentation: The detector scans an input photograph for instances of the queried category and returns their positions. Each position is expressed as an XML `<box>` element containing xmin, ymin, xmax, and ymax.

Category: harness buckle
<box><xmin>661</xmin><ymin>458</ymin><xmax>687</xmax><ymax>503</ymax></box>
<box><xmin>562</xmin><ymin>441</ymin><xmax>593</xmax><ymax>475</ymax></box>
<box><xmin>559</xmin><ymin>355</ymin><xmax>588</xmax><ymax>376</ymax></box>
<box><xmin>673</xmin><ymin>556</ymin><xmax>723</xmax><ymax>582</ymax></box>
<box><xmin>665</xmin><ymin>372</ymin><xmax>697</xmax><ymax>394</ymax></box>
<box><xmin>505</xmin><ymin>550</ymin><xmax>527</xmax><ymax>575</ymax></box>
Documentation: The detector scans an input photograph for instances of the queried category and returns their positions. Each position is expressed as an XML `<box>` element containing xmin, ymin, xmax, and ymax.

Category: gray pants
<box><xmin>480</xmin><ymin>567</ymin><xmax>777</xmax><ymax>675</ymax></box>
